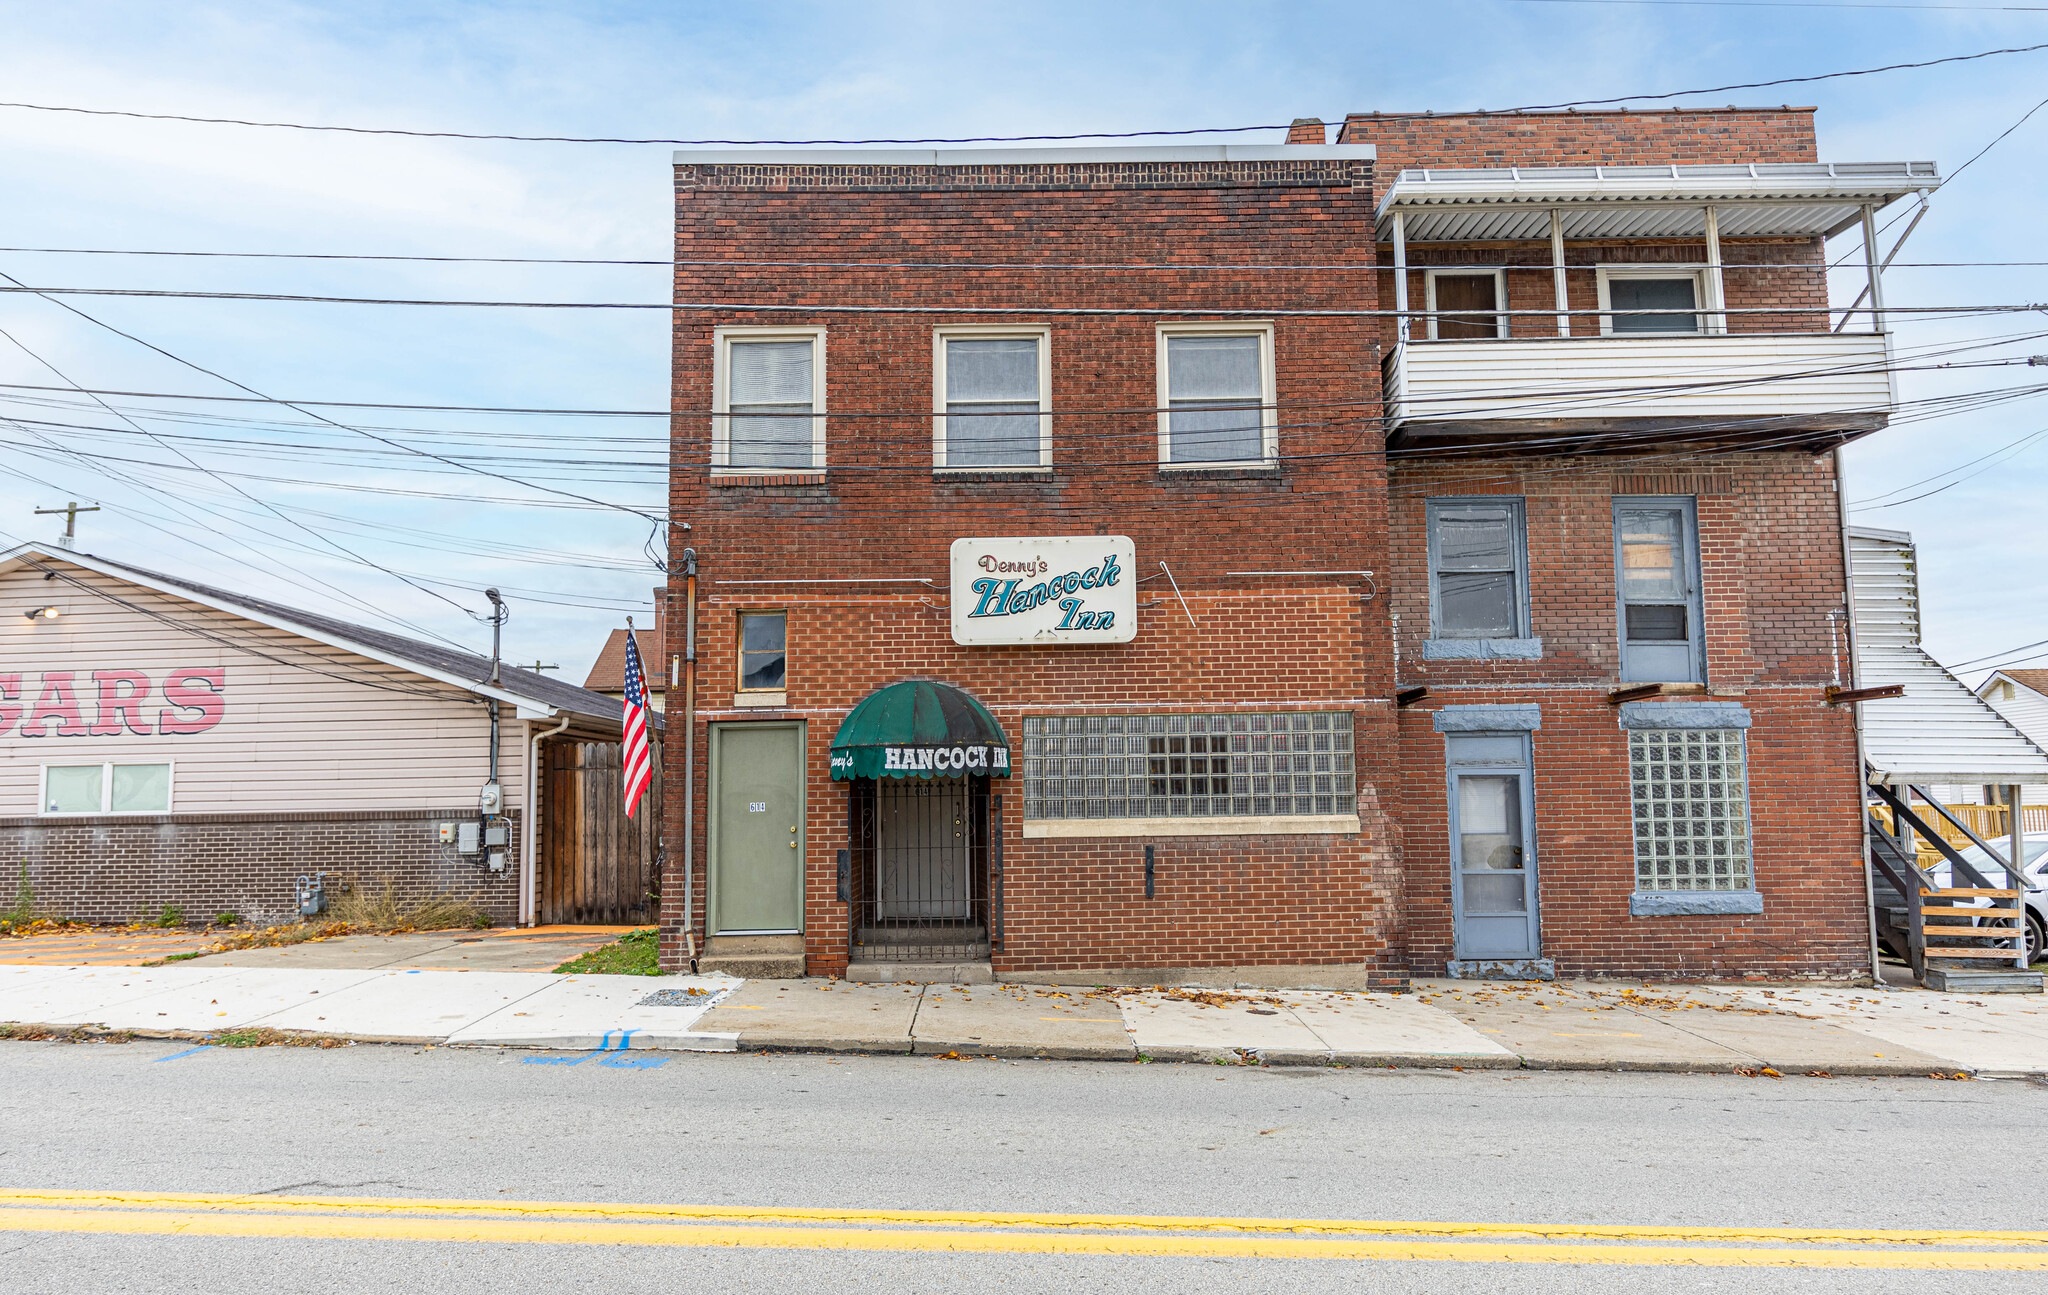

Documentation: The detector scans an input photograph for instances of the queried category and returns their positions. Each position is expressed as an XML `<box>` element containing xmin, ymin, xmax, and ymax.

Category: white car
<box><xmin>1927</xmin><ymin>833</ymin><xmax>2048</xmax><ymax>965</ymax></box>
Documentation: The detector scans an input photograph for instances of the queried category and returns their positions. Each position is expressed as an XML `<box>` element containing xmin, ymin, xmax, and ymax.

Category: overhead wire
<box><xmin>3</xmin><ymin>41</ymin><xmax>2046</xmax><ymax>142</ymax></box>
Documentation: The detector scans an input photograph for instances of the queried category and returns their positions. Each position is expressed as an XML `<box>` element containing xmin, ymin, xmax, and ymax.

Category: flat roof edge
<box><xmin>673</xmin><ymin>144</ymin><xmax>1375</xmax><ymax>166</ymax></box>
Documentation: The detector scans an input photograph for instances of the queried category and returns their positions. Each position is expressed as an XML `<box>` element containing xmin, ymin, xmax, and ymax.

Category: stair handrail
<box><xmin>1904</xmin><ymin>785</ymin><xmax>2031</xmax><ymax>890</ymax></box>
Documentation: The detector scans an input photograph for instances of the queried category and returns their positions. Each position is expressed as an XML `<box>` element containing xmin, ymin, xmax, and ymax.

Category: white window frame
<box><xmin>1595</xmin><ymin>266</ymin><xmax>1713</xmax><ymax>336</ymax></box>
<box><xmin>1155</xmin><ymin>322</ymin><xmax>1278</xmax><ymax>470</ymax></box>
<box><xmin>931</xmin><ymin>325</ymin><xmax>1053</xmax><ymax>472</ymax></box>
<box><xmin>37</xmin><ymin>761</ymin><xmax>176</xmax><ymax>816</ymax></box>
<box><xmin>712</xmin><ymin>326</ymin><xmax>828</xmax><ymax>474</ymax></box>
<box><xmin>1423</xmin><ymin>268</ymin><xmax>1509</xmax><ymax>340</ymax></box>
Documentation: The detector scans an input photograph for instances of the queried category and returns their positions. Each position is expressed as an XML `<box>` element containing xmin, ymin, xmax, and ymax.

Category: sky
<box><xmin>0</xmin><ymin>0</ymin><xmax>2044</xmax><ymax>684</ymax></box>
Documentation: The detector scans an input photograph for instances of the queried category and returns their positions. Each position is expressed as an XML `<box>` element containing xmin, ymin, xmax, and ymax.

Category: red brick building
<box><xmin>659</xmin><ymin>110</ymin><xmax>1939</xmax><ymax>986</ymax></box>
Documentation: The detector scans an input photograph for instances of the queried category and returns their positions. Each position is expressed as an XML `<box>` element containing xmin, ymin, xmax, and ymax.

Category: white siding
<box><xmin>1387</xmin><ymin>332</ymin><xmax>1893</xmax><ymax>426</ymax></box>
<box><xmin>1849</xmin><ymin>531</ymin><xmax>2048</xmax><ymax>787</ymax></box>
<box><xmin>1</xmin><ymin>564</ymin><xmax>522</xmax><ymax>814</ymax></box>
<box><xmin>1982</xmin><ymin>677</ymin><xmax>2048</xmax><ymax>805</ymax></box>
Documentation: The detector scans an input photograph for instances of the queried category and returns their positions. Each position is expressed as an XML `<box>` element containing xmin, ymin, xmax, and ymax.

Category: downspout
<box><xmin>682</xmin><ymin>547</ymin><xmax>699</xmax><ymax>968</ymax></box>
<box><xmin>523</xmin><ymin>711</ymin><xmax>572</xmax><ymax>927</ymax></box>
<box><xmin>1834</xmin><ymin>446</ymin><xmax>1883</xmax><ymax>987</ymax></box>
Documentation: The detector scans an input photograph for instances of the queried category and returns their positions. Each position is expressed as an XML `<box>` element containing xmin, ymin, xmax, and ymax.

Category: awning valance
<box><xmin>829</xmin><ymin>679</ymin><xmax>1011</xmax><ymax>781</ymax></box>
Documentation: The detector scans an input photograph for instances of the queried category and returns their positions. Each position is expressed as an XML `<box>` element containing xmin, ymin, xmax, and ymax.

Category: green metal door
<box><xmin>710</xmin><ymin>722</ymin><xmax>806</xmax><ymax>934</ymax></box>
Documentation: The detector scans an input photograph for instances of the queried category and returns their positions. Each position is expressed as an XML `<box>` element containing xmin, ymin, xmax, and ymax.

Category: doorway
<box><xmin>848</xmin><ymin>776</ymin><xmax>990</xmax><ymax>963</ymax></box>
<box><xmin>708</xmin><ymin>721</ymin><xmax>806</xmax><ymax>935</ymax></box>
<box><xmin>1446</xmin><ymin>733</ymin><xmax>1541</xmax><ymax>961</ymax></box>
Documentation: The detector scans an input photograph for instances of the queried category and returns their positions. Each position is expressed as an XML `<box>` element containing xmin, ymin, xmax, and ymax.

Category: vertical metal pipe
<box><xmin>1549</xmin><ymin>208</ymin><xmax>1570</xmax><ymax>337</ymax></box>
<box><xmin>681</xmin><ymin>548</ymin><xmax>698</xmax><ymax>963</ymax></box>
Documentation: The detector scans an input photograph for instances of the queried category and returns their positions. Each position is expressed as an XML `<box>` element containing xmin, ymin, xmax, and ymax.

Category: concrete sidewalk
<box><xmin>11</xmin><ymin>963</ymin><xmax>2047</xmax><ymax>1075</ymax></box>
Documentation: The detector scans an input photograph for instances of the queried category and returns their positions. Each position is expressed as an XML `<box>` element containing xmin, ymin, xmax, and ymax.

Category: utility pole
<box><xmin>34</xmin><ymin>501</ymin><xmax>100</xmax><ymax>550</ymax></box>
<box><xmin>527</xmin><ymin>660</ymin><xmax>559</xmax><ymax>674</ymax></box>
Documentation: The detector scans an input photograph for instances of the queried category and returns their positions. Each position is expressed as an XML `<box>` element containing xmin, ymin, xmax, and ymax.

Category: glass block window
<box><xmin>1020</xmin><ymin>712</ymin><xmax>1355</xmax><ymax>820</ymax></box>
<box><xmin>1629</xmin><ymin>728</ymin><xmax>1752</xmax><ymax>891</ymax></box>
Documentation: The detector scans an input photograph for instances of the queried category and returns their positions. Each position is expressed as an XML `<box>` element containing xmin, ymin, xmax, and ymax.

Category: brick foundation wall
<box><xmin>0</xmin><ymin>808</ymin><xmax>521</xmax><ymax>927</ymax></box>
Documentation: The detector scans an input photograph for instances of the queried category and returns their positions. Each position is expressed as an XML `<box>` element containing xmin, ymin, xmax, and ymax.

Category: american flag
<box><xmin>621</xmin><ymin>623</ymin><xmax>653</xmax><ymax>818</ymax></box>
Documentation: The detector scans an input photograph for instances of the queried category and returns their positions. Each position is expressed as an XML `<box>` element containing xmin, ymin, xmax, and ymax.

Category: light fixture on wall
<box><xmin>22</xmin><ymin>606</ymin><xmax>59</xmax><ymax>621</ymax></box>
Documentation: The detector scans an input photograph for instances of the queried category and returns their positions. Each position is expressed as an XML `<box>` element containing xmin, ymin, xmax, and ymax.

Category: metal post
<box><xmin>1860</xmin><ymin>204</ymin><xmax>1887</xmax><ymax>334</ymax></box>
<box><xmin>2008</xmin><ymin>784</ymin><xmax>2026</xmax><ymax>969</ymax></box>
<box><xmin>1391</xmin><ymin>210</ymin><xmax>1410</xmax><ymax>345</ymax></box>
<box><xmin>1549</xmin><ymin>209</ymin><xmax>1570</xmax><ymax>337</ymax></box>
<box><xmin>682</xmin><ymin>548</ymin><xmax>699</xmax><ymax>964</ymax></box>
<box><xmin>1703</xmin><ymin>206</ymin><xmax>1726</xmax><ymax>335</ymax></box>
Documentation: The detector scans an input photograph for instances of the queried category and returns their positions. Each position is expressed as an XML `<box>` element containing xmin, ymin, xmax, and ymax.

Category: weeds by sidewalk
<box><xmin>553</xmin><ymin>928</ymin><xmax>660</xmax><ymax>975</ymax></box>
<box><xmin>140</xmin><ymin>885</ymin><xmax>495</xmax><ymax>965</ymax></box>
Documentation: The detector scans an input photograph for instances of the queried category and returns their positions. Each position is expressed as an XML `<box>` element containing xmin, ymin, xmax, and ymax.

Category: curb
<box><xmin>912</xmin><ymin>1037</ymin><xmax>1136</xmax><ymax>1062</ymax></box>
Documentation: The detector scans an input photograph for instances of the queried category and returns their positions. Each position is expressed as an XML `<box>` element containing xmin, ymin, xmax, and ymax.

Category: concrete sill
<box><xmin>731</xmin><ymin>692</ymin><xmax>787</xmax><ymax>708</ymax></box>
<box><xmin>1024</xmin><ymin>815</ymin><xmax>1360</xmax><ymax>839</ymax></box>
<box><xmin>1630</xmin><ymin>890</ymin><xmax>1764</xmax><ymax>917</ymax></box>
<box><xmin>1422</xmin><ymin>637</ymin><xmax>1543</xmax><ymax>661</ymax></box>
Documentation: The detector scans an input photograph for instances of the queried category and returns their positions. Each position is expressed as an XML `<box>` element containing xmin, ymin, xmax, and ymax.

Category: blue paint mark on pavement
<box><xmin>521</xmin><ymin>1029</ymin><xmax>660</xmax><ymax>1068</ymax></box>
<box><xmin>153</xmin><ymin>1045</ymin><xmax>214</xmax><ymax>1063</ymax></box>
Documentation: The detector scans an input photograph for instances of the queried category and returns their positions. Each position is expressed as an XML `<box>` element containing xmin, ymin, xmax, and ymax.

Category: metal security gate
<box><xmin>848</xmin><ymin>776</ymin><xmax>990</xmax><ymax>963</ymax></box>
<box><xmin>542</xmin><ymin>740</ymin><xmax>660</xmax><ymax>925</ymax></box>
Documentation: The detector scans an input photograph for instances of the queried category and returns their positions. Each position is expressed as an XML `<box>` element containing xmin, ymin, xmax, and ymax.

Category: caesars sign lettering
<box><xmin>949</xmin><ymin>536</ymin><xmax>1137</xmax><ymax>646</ymax></box>
<box><xmin>0</xmin><ymin>668</ymin><xmax>227</xmax><ymax>738</ymax></box>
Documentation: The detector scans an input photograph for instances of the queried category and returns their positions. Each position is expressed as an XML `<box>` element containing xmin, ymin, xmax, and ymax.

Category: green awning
<box><xmin>829</xmin><ymin>679</ymin><xmax>1011</xmax><ymax>781</ymax></box>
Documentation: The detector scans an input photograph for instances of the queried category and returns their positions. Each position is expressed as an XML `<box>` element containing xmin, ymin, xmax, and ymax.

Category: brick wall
<box><xmin>1340</xmin><ymin>108</ymin><xmax>1819</xmax><ymax>170</ymax></box>
<box><xmin>0</xmin><ymin>808</ymin><xmax>520</xmax><ymax>927</ymax></box>
<box><xmin>662</xmin><ymin>154</ymin><xmax>1402</xmax><ymax>981</ymax></box>
<box><xmin>1388</xmin><ymin>453</ymin><xmax>1867</xmax><ymax>978</ymax></box>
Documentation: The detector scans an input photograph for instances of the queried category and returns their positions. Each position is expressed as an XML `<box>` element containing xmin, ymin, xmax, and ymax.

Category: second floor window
<box><xmin>936</xmin><ymin>331</ymin><xmax>1048</xmax><ymax>469</ymax></box>
<box><xmin>1159</xmin><ymin>325</ymin><xmax>1274</xmax><ymax>467</ymax></box>
<box><xmin>1600</xmin><ymin>270</ymin><xmax>1702</xmax><ymax>335</ymax></box>
<box><xmin>717</xmin><ymin>330</ymin><xmax>824</xmax><ymax>471</ymax></box>
<box><xmin>1428</xmin><ymin>498</ymin><xmax>1529</xmax><ymax>639</ymax></box>
<box><xmin>738</xmin><ymin>612</ymin><xmax>787</xmax><ymax>691</ymax></box>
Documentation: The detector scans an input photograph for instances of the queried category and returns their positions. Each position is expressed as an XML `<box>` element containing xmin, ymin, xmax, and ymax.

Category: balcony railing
<box><xmin>1382</xmin><ymin>330</ymin><xmax>1895</xmax><ymax>452</ymax></box>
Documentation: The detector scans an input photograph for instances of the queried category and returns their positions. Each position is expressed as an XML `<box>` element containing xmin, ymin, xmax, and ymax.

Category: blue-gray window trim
<box><xmin>1612</xmin><ymin>494</ymin><xmax>1705</xmax><ymax>685</ymax></box>
<box><xmin>1426</xmin><ymin>496</ymin><xmax>1530</xmax><ymax>641</ymax></box>
<box><xmin>1621</xmin><ymin>702</ymin><xmax>1761</xmax><ymax>916</ymax></box>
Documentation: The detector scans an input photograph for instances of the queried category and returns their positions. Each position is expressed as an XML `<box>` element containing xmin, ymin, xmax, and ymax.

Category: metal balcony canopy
<box><xmin>1375</xmin><ymin>162</ymin><xmax>1941</xmax><ymax>243</ymax></box>
<box><xmin>1849</xmin><ymin>528</ymin><xmax>2048</xmax><ymax>787</ymax></box>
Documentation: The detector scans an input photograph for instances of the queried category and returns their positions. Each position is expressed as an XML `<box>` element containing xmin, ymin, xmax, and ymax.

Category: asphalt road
<box><xmin>1</xmin><ymin>1037</ymin><xmax>2043</xmax><ymax>1293</ymax></box>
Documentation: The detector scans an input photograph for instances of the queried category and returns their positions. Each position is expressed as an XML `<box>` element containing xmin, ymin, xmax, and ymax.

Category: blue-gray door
<box><xmin>1614</xmin><ymin>496</ymin><xmax>1704</xmax><ymax>684</ymax></box>
<box><xmin>1447</xmin><ymin>734</ymin><xmax>1540</xmax><ymax>960</ymax></box>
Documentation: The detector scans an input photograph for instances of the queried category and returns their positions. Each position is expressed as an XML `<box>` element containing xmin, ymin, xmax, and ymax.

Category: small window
<box><xmin>1425</xmin><ymin>270</ymin><xmax>1507</xmax><ymax>340</ymax></box>
<box><xmin>1599</xmin><ymin>270</ymin><xmax>1702</xmax><ymax>335</ymax></box>
<box><xmin>738</xmin><ymin>613</ymin><xmax>787</xmax><ymax>692</ymax></box>
<box><xmin>1614</xmin><ymin>497</ymin><xmax>1704</xmax><ymax>683</ymax></box>
<box><xmin>1022</xmin><ymin>711</ymin><xmax>1354</xmax><ymax>820</ymax></box>
<box><xmin>1157</xmin><ymin>325</ymin><xmax>1275</xmax><ymax>467</ymax></box>
<box><xmin>935</xmin><ymin>330</ymin><xmax>1049</xmax><ymax>470</ymax></box>
<box><xmin>41</xmin><ymin>763</ymin><xmax>172</xmax><ymax>815</ymax></box>
<box><xmin>1427</xmin><ymin>498</ymin><xmax>1528</xmax><ymax>639</ymax></box>
<box><xmin>715</xmin><ymin>330</ymin><xmax>824</xmax><ymax>472</ymax></box>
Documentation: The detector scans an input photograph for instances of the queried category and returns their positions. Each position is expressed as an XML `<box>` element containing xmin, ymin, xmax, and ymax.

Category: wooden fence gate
<box><xmin>541</xmin><ymin>740</ymin><xmax>660</xmax><ymax>925</ymax></box>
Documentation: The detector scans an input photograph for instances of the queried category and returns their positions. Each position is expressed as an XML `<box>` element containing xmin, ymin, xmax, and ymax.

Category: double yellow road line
<box><xmin>3</xmin><ymin>1189</ymin><xmax>2044</xmax><ymax>1269</ymax></box>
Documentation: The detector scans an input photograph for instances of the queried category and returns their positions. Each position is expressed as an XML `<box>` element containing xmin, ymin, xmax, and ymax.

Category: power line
<box><xmin>3</xmin><ymin>283</ymin><xmax>2040</xmax><ymax>319</ymax></box>
<box><xmin>1509</xmin><ymin>1</ymin><xmax>2048</xmax><ymax>12</ymax></box>
<box><xmin>0</xmin><ymin>270</ymin><xmax>669</xmax><ymax>527</ymax></box>
<box><xmin>3</xmin><ymin>41</ymin><xmax>2047</xmax><ymax>144</ymax></box>
<box><xmin>11</xmin><ymin>246</ymin><xmax>2048</xmax><ymax>271</ymax></box>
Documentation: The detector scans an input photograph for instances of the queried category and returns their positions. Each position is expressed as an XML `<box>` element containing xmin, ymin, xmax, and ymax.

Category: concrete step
<box><xmin>1924</xmin><ymin>967</ymin><xmax>2044</xmax><ymax>994</ymax></box>
<box><xmin>699</xmin><ymin>934</ymin><xmax>805</xmax><ymax>979</ymax></box>
<box><xmin>844</xmin><ymin>960</ymin><xmax>994</xmax><ymax>985</ymax></box>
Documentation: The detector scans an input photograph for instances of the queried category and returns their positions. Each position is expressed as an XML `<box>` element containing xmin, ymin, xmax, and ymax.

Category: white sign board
<box><xmin>949</xmin><ymin>536</ymin><xmax>1137</xmax><ymax>646</ymax></box>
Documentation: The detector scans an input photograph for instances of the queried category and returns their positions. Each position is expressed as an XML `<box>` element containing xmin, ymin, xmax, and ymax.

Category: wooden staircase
<box><xmin>1868</xmin><ymin>784</ymin><xmax>2037</xmax><ymax>990</ymax></box>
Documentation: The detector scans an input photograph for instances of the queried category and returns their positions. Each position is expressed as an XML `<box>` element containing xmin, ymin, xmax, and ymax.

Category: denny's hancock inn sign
<box><xmin>948</xmin><ymin>536</ymin><xmax>1136</xmax><ymax>646</ymax></box>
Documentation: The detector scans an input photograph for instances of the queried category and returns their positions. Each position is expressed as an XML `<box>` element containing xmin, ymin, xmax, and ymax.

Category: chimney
<box><xmin>1286</xmin><ymin>117</ymin><xmax>1328</xmax><ymax>145</ymax></box>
